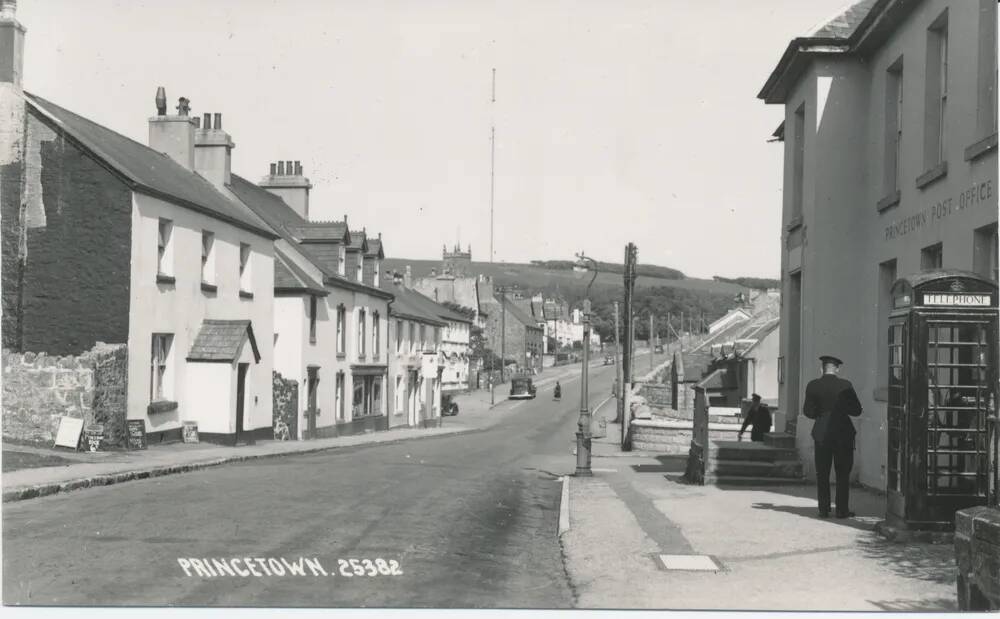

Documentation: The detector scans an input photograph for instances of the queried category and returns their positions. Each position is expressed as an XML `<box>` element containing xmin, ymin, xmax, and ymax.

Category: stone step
<box><xmin>710</xmin><ymin>459</ymin><xmax>803</xmax><ymax>478</ymax></box>
<box><xmin>630</xmin><ymin>440</ymin><xmax>690</xmax><ymax>455</ymax></box>
<box><xmin>707</xmin><ymin>474</ymin><xmax>808</xmax><ymax>486</ymax></box>
<box><xmin>764</xmin><ymin>432</ymin><xmax>796</xmax><ymax>449</ymax></box>
<box><xmin>711</xmin><ymin>446</ymin><xmax>799</xmax><ymax>463</ymax></box>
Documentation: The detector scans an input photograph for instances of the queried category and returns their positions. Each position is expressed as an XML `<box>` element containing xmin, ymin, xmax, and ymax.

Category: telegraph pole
<box><xmin>614</xmin><ymin>301</ymin><xmax>622</xmax><ymax>424</ymax></box>
<box><xmin>621</xmin><ymin>243</ymin><xmax>637</xmax><ymax>449</ymax></box>
<box><xmin>649</xmin><ymin>313</ymin><xmax>655</xmax><ymax>372</ymax></box>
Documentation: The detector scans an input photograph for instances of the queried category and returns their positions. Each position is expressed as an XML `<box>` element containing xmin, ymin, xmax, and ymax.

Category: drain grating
<box><xmin>653</xmin><ymin>554</ymin><xmax>723</xmax><ymax>572</ymax></box>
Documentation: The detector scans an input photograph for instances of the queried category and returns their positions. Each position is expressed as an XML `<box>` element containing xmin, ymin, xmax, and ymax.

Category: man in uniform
<box><xmin>802</xmin><ymin>355</ymin><xmax>863</xmax><ymax>519</ymax></box>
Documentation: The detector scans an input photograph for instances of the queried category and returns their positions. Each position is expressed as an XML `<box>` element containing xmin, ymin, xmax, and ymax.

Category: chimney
<box><xmin>148</xmin><ymin>89</ymin><xmax>197</xmax><ymax>170</ymax></box>
<box><xmin>0</xmin><ymin>0</ymin><xmax>25</xmax><ymax>90</ymax></box>
<box><xmin>404</xmin><ymin>265</ymin><xmax>412</xmax><ymax>288</ymax></box>
<box><xmin>260</xmin><ymin>159</ymin><xmax>312</xmax><ymax>220</ymax></box>
<box><xmin>193</xmin><ymin>110</ymin><xmax>235</xmax><ymax>187</ymax></box>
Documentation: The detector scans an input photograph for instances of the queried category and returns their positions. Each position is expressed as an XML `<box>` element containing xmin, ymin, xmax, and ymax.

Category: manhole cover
<box><xmin>653</xmin><ymin>554</ymin><xmax>723</xmax><ymax>572</ymax></box>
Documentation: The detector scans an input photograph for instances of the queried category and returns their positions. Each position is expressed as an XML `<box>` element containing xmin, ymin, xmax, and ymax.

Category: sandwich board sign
<box><xmin>182</xmin><ymin>421</ymin><xmax>199</xmax><ymax>443</ymax></box>
<box><xmin>126</xmin><ymin>419</ymin><xmax>147</xmax><ymax>450</ymax></box>
<box><xmin>83</xmin><ymin>423</ymin><xmax>105</xmax><ymax>452</ymax></box>
<box><xmin>54</xmin><ymin>416</ymin><xmax>84</xmax><ymax>450</ymax></box>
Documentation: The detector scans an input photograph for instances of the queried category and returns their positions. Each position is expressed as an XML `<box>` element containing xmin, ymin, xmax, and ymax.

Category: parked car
<box><xmin>509</xmin><ymin>377</ymin><xmax>537</xmax><ymax>400</ymax></box>
<box><xmin>441</xmin><ymin>394</ymin><xmax>459</xmax><ymax>416</ymax></box>
<box><xmin>603</xmin><ymin>354</ymin><xmax>614</xmax><ymax>365</ymax></box>
<box><xmin>654</xmin><ymin>344</ymin><xmax>664</xmax><ymax>353</ymax></box>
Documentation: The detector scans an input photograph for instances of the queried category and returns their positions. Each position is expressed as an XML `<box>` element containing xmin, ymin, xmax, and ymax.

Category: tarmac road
<box><xmin>3</xmin><ymin>355</ymin><xmax>651</xmax><ymax>607</ymax></box>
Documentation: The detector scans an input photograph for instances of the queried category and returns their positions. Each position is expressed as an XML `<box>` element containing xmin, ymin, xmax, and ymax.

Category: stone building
<box><xmin>0</xmin><ymin>3</ymin><xmax>282</xmax><ymax>445</ymax></box>
<box><xmin>480</xmin><ymin>286</ymin><xmax>544</xmax><ymax>373</ymax></box>
<box><xmin>759</xmin><ymin>0</ymin><xmax>998</xmax><ymax>487</ymax></box>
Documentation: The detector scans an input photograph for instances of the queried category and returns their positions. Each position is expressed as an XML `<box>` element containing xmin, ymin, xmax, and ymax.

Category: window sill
<box><xmin>156</xmin><ymin>273</ymin><xmax>176</xmax><ymax>285</ymax></box>
<box><xmin>785</xmin><ymin>216</ymin><xmax>803</xmax><ymax>233</ymax></box>
<box><xmin>336</xmin><ymin>352</ymin><xmax>346</xmax><ymax>359</ymax></box>
<box><xmin>239</xmin><ymin>290</ymin><xmax>254</xmax><ymax>300</ymax></box>
<box><xmin>147</xmin><ymin>400</ymin><xmax>178</xmax><ymax>415</ymax></box>
<box><xmin>309</xmin><ymin>337</ymin><xmax>317</xmax><ymax>345</ymax></box>
<box><xmin>916</xmin><ymin>161</ymin><xmax>948</xmax><ymax>190</ymax></box>
<box><xmin>200</xmin><ymin>282</ymin><xmax>218</xmax><ymax>293</ymax></box>
<box><xmin>876</xmin><ymin>190</ymin><xmax>901</xmax><ymax>213</ymax></box>
<box><xmin>964</xmin><ymin>133</ymin><xmax>998</xmax><ymax>162</ymax></box>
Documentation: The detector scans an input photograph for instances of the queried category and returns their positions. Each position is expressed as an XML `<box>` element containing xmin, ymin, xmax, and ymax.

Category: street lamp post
<box><xmin>574</xmin><ymin>253</ymin><xmax>598</xmax><ymax>477</ymax></box>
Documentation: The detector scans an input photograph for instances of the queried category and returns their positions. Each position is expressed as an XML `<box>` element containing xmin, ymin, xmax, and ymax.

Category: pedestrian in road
<box><xmin>738</xmin><ymin>393</ymin><xmax>771</xmax><ymax>442</ymax></box>
<box><xmin>802</xmin><ymin>355</ymin><xmax>863</xmax><ymax>519</ymax></box>
<box><xmin>554</xmin><ymin>381</ymin><xmax>562</xmax><ymax>401</ymax></box>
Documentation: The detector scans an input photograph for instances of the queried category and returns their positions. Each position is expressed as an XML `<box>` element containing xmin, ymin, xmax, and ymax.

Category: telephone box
<box><xmin>887</xmin><ymin>270</ymin><xmax>999</xmax><ymax>531</ymax></box>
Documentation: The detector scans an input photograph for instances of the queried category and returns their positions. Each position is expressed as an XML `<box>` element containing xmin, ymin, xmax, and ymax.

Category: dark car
<box><xmin>441</xmin><ymin>394</ymin><xmax>459</xmax><ymax>416</ymax></box>
<box><xmin>509</xmin><ymin>377</ymin><xmax>537</xmax><ymax>400</ymax></box>
<box><xmin>603</xmin><ymin>354</ymin><xmax>614</xmax><ymax>365</ymax></box>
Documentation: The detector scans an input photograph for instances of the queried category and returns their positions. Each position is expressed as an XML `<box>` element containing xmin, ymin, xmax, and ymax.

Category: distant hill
<box><xmin>382</xmin><ymin>258</ymin><xmax>748</xmax><ymax>296</ymax></box>
<box><xmin>383</xmin><ymin>257</ymin><xmax>778</xmax><ymax>343</ymax></box>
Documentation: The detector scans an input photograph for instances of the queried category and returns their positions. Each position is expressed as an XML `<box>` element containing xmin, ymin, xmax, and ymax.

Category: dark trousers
<box><xmin>814</xmin><ymin>441</ymin><xmax>853</xmax><ymax>514</ymax></box>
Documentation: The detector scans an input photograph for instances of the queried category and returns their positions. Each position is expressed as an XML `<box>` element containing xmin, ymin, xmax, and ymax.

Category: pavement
<box><xmin>559</xmin><ymin>410</ymin><xmax>960</xmax><ymax>611</ymax></box>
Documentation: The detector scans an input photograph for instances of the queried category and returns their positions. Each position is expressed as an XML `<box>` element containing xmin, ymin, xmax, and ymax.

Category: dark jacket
<box><xmin>740</xmin><ymin>403</ymin><xmax>772</xmax><ymax>438</ymax></box>
<box><xmin>802</xmin><ymin>374</ymin><xmax>863</xmax><ymax>445</ymax></box>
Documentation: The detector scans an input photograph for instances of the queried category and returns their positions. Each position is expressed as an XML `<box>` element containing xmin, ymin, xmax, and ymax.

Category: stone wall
<box><xmin>2</xmin><ymin>343</ymin><xmax>128</xmax><ymax>448</ymax></box>
<box><xmin>272</xmin><ymin>371</ymin><xmax>298</xmax><ymax>439</ymax></box>
<box><xmin>639</xmin><ymin>383</ymin><xmax>672</xmax><ymax>408</ymax></box>
<box><xmin>955</xmin><ymin>506</ymin><xmax>1000</xmax><ymax>610</ymax></box>
<box><xmin>2</xmin><ymin>110</ymin><xmax>132</xmax><ymax>355</ymax></box>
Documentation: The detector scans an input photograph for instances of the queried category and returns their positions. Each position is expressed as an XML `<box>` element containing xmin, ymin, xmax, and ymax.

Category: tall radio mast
<box><xmin>490</xmin><ymin>67</ymin><xmax>496</xmax><ymax>263</ymax></box>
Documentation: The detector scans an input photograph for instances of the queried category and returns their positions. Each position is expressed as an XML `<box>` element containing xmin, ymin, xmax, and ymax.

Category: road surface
<box><xmin>4</xmin><ymin>352</ymin><xmax>662</xmax><ymax>607</ymax></box>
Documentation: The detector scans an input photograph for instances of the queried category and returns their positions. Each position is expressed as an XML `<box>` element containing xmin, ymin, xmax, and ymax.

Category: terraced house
<box><xmin>0</xmin><ymin>13</ymin><xmax>279</xmax><ymax>445</ymax></box>
<box><xmin>228</xmin><ymin>162</ymin><xmax>393</xmax><ymax>440</ymax></box>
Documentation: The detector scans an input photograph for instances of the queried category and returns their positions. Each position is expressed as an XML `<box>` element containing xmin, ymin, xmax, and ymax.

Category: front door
<box><xmin>306</xmin><ymin>367</ymin><xmax>319</xmax><ymax>440</ymax></box>
<box><xmin>236</xmin><ymin>362</ymin><xmax>249</xmax><ymax>445</ymax></box>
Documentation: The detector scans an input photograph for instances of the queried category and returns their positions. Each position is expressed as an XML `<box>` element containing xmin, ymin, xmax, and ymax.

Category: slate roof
<box><xmin>274</xmin><ymin>246</ymin><xmax>327</xmax><ymax>296</ymax></box>
<box><xmin>366</xmin><ymin>236</ymin><xmax>384</xmax><ymax>259</ymax></box>
<box><xmin>679</xmin><ymin>349</ymin><xmax>713</xmax><ymax>383</ymax></box>
<box><xmin>227</xmin><ymin>174</ymin><xmax>392</xmax><ymax>299</ymax></box>
<box><xmin>187</xmin><ymin>320</ymin><xmax>260</xmax><ymax>363</ymax></box>
<box><xmin>25</xmin><ymin>94</ymin><xmax>277</xmax><ymax>240</ymax></box>
<box><xmin>500</xmin><ymin>297</ymin><xmax>543</xmax><ymax>330</ymax></box>
<box><xmin>347</xmin><ymin>229</ymin><xmax>368</xmax><ymax>252</ymax></box>
<box><xmin>287</xmin><ymin>221</ymin><xmax>351</xmax><ymax>244</ymax></box>
<box><xmin>406</xmin><ymin>288</ymin><xmax>474</xmax><ymax>324</ymax></box>
<box><xmin>806</xmin><ymin>0</ymin><xmax>880</xmax><ymax>39</ymax></box>
<box><xmin>696</xmin><ymin>367</ymin><xmax>736</xmax><ymax>391</ymax></box>
<box><xmin>380</xmin><ymin>282</ymin><xmax>445</xmax><ymax>326</ymax></box>
<box><xmin>758</xmin><ymin>0</ymin><xmax>891</xmax><ymax>103</ymax></box>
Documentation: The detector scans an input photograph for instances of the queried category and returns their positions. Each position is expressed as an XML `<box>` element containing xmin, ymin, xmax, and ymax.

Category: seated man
<box><xmin>738</xmin><ymin>393</ymin><xmax>772</xmax><ymax>442</ymax></box>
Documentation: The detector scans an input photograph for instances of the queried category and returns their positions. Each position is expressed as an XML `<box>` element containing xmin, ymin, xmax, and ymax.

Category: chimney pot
<box><xmin>277</xmin><ymin>161</ymin><xmax>285</xmax><ymax>175</ymax></box>
<box><xmin>155</xmin><ymin>87</ymin><xmax>167</xmax><ymax>116</ymax></box>
<box><xmin>202</xmin><ymin>113</ymin><xmax>212</xmax><ymax>130</ymax></box>
<box><xmin>193</xmin><ymin>117</ymin><xmax>201</xmax><ymax>128</ymax></box>
<box><xmin>176</xmin><ymin>97</ymin><xmax>191</xmax><ymax>116</ymax></box>
<box><xmin>285</xmin><ymin>160</ymin><xmax>293</xmax><ymax>175</ymax></box>
<box><xmin>269</xmin><ymin>162</ymin><xmax>277</xmax><ymax>176</ymax></box>
<box><xmin>213</xmin><ymin>113</ymin><xmax>222</xmax><ymax>130</ymax></box>
<box><xmin>294</xmin><ymin>161</ymin><xmax>302</xmax><ymax>175</ymax></box>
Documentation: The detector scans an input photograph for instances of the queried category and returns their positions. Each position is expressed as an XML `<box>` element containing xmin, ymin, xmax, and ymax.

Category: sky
<box><xmin>19</xmin><ymin>0</ymin><xmax>852</xmax><ymax>278</ymax></box>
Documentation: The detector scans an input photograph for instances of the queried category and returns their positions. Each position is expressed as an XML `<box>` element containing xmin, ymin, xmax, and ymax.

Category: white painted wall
<box><xmin>777</xmin><ymin>0</ymin><xmax>999</xmax><ymax>488</ymax></box>
<box><xmin>127</xmin><ymin>192</ymin><xmax>275</xmax><ymax>437</ymax></box>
